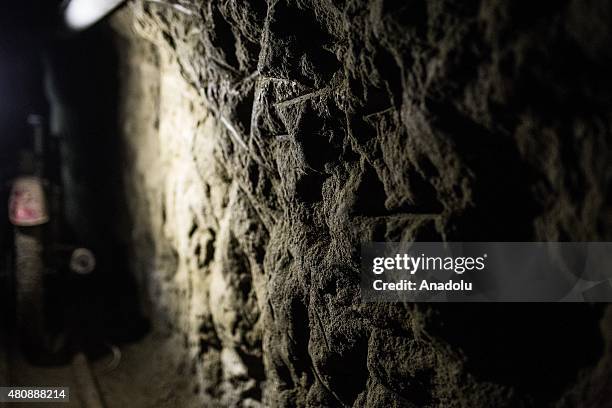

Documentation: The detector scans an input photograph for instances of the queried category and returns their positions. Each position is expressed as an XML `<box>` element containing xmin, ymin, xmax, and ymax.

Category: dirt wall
<box><xmin>111</xmin><ymin>1</ymin><xmax>612</xmax><ymax>407</ymax></box>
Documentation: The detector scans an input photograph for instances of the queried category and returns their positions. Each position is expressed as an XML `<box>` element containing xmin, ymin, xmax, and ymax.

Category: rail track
<box><xmin>0</xmin><ymin>332</ymin><xmax>106</xmax><ymax>408</ymax></box>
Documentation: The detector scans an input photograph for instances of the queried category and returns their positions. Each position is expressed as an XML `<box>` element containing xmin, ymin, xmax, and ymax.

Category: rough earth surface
<box><xmin>111</xmin><ymin>1</ymin><xmax>612</xmax><ymax>407</ymax></box>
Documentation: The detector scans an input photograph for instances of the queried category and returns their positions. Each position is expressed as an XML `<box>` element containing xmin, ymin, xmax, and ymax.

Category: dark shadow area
<box><xmin>430</xmin><ymin>303</ymin><xmax>606</xmax><ymax>404</ymax></box>
<box><xmin>43</xmin><ymin>24</ymin><xmax>150</xmax><ymax>358</ymax></box>
<box><xmin>0</xmin><ymin>2</ymin><xmax>148</xmax><ymax>366</ymax></box>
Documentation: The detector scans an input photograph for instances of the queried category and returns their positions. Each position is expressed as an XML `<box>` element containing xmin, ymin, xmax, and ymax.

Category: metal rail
<box><xmin>72</xmin><ymin>353</ymin><xmax>106</xmax><ymax>408</ymax></box>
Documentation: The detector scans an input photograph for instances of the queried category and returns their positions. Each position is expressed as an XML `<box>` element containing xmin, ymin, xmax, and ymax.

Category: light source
<box><xmin>63</xmin><ymin>0</ymin><xmax>126</xmax><ymax>31</ymax></box>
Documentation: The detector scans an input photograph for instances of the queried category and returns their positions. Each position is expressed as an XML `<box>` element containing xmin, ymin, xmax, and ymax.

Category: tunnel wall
<box><xmin>111</xmin><ymin>1</ymin><xmax>612</xmax><ymax>407</ymax></box>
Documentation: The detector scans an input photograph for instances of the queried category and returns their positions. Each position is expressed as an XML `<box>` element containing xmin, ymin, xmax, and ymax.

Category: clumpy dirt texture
<box><xmin>111</xmin><ymin>1</ymin><xmax>612</xmax><ymax>407</ymax></box>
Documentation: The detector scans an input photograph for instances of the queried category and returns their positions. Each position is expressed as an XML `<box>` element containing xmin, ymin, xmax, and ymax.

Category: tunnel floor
<box><xmin>1</xmin><ymin>329</ymin><xmax>200</xmax><ymax>407</ymax></box>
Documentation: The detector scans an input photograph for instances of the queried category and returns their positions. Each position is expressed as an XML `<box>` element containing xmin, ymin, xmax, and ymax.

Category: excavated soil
<box><xmin>109</xmin><ymin>1</ymin><xmax>612</xmax><ymax>407</ymax></box>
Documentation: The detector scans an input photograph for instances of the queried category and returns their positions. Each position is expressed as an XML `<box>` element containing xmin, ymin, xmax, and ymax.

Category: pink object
<box><xmin>9</xmin><ymin>176</ymin><xmax>49</xmax><ymax>226</ymax></box>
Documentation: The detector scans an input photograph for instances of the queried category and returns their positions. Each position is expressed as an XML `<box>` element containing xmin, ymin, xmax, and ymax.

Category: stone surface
<box><xmin>111</xmin><ymin>1</ymin><xmax>612</xmax><ymax>406</ymax></box>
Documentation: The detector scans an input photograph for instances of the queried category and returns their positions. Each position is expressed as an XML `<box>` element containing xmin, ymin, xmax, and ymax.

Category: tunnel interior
<box><xmin>1</xmin><ymin>0</ymin><xmax>612</xmax><ymax>407</ymax></box>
